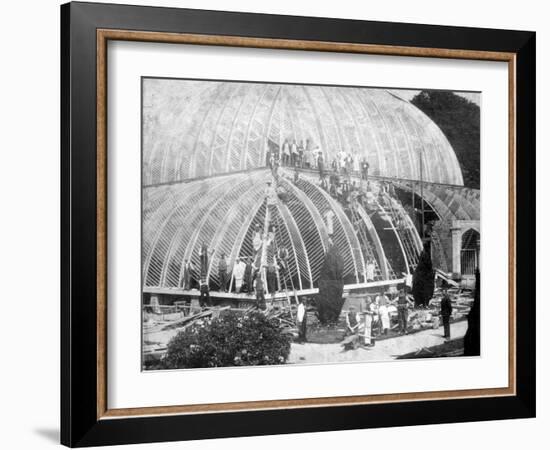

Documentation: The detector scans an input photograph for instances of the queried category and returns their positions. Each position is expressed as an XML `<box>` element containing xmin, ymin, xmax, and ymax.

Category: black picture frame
<box><xmin>61</xmin><ymin>1</ymin><xmax>535</xmax><ymax>447</ymax></box>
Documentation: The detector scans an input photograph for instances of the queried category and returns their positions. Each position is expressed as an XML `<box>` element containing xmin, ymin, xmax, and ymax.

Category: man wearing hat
<box><xmin>440</xmin><ymin>285</ymin><xmax>453</xmax><ymax>340</ymax></box>
<box><xmin>397</xmin><ymin>288</ymin><xmax>408</xmax><ymax>335</ymax></box>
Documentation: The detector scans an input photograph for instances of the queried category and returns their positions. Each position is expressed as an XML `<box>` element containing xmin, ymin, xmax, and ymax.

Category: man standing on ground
<box><xmin>199</xmin><ymin>273</ymin><xmax>211</xmax><ymax>308</ymax></box>
<box><xmin>363</xmin><ymin>297</ymin><xmax>375</xmax><ymax>346</ymax></box>
<box><xmin>397</xmin><ymin>288</ymin><xmax>408</xmax><ymax>335</ymax></box>
<box><xmin>297</xmin><ymin>298</ymin><xmax>307</xmax><ymax>342</ymax></box>
<box><xmin>440</xmin><ymin>286</ymin><xmax>453</xmax><ymax>340</ymax></box>
<box><xmin>232</xmin><ymin>258</ymin><xmax>246</xmax><ymax>293</ymax></box>
<box><xmin>345</xmin><ymin>306</ymin><xmax>361</xmax><ymax>336</ymax></box>
<box><xmin>376</xmin><ymin>290</ymin><xmax>390</xmax><ymax>335</ymax></box>
<box><xmin>218</xmin><ymin>253</ymin><xmax>228</xmax><ymax>292</ymax></box>
<box><xmin>244</xmin><ymin>257</ymin><xmax>254</xmax><ymax>294</ymax></box>
<box><xmin>181</xmin><ymin>259</ymin><xmax>193</xmax><ymax>290</ymax></box>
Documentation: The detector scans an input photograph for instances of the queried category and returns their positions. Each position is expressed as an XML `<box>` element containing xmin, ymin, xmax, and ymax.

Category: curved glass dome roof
<box><xmin>142</xmin><ymin>80</ymin><xmax>464</xmax><ymax>186</ymax></box>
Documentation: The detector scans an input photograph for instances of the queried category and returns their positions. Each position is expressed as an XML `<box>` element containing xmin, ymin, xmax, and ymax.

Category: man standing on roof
<box><xmin>282</xmin><ymin>139</ymin><xmax>290</xmax><ymax>166</ymax></box>
<box><xmin>366</xmin><ymin>259</ymin><xmax>376</xmax><ymax>282</ymax></box>
<box><xmin>291</xmin><ymin>139</ymin><xmax>298</xmax><ymax>166</ymax></box>
<box><xmin>361</xmin><ymin>158</ymin><xmax>370</xmax><ymax>181</ymax></box>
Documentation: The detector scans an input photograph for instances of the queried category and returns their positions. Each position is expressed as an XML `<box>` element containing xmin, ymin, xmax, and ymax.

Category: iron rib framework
<box><xmin>142</xmin><ymin>167</ymin><xmax>479</xmax><ymax>293</ymax></box>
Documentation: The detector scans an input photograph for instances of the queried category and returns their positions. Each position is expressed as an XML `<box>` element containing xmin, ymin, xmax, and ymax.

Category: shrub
<box><xmin>315</xmin><ymin>244</ymin><xmax>345</xmax><ymax>324</ymax></box>
<box><xmin>412</xmin><ymin>242</ymin><xmax>435</xmax><ymax>307</ymax></box>
<box><xmin>161</xmin><ymin>311</ymin><xmax>291</xmax><ymax>369</ymax></box>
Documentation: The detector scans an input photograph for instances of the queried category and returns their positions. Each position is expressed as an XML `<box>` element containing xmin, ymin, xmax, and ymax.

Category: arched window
<box><xmin>461</xmin><ymin>229</ymin><xmax>480</xmax><ymax>275</ymax></box>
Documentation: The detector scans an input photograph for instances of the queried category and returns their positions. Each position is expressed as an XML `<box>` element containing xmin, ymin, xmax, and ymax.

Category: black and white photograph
<box><xmin>141</xmin><ymin>79</ymin><xmax>481</xmax><ymax>370</ymax></box>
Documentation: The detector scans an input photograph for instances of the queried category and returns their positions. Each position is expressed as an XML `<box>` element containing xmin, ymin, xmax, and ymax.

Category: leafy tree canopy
<box><xmin>411</xmin><ymin>91</ymin><xmax>480</xmax><ymax>189</ymax></box>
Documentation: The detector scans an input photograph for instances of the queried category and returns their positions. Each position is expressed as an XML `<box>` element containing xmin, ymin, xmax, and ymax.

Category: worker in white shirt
<box><xmin>232</xmin><ymin>258</ymin><xmax>246</xmax><ymax>293</ymax></box>
<box><xmin>363</xmin><ymin>296</ymin><xmax>375</xmax><ymax>346</ymax></box>
<box><xmin>345</xmin><ymin>306</ymin><xmax>361</xmax><ymax>336</ymax></box>
<box><xmin>297</xmin><ymin>298</ymin><xmax>307</xmax><ymax>343</ymax></box>
<box><xmin>366</xmin><ymin>259</ymin><xmax>376</xmax><ymax>281</ymax></box>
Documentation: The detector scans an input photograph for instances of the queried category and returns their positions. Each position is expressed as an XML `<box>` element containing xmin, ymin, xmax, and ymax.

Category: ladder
<box><xmin>271</xmin><ymin>185</ymin><xmax>298</xmax><ymax>312</ymax></box>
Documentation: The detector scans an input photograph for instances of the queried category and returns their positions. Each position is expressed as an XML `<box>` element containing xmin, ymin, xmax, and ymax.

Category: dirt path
<box><xmin>288</xmin><ymin>321</ymin><xmax>468</xmax><ymax>364</ymax></box>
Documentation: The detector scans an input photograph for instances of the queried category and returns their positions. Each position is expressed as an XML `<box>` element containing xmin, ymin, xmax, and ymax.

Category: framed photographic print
<box><xmin>60</xmin><ymin>1</ymin><xmax>536</xmax><ymax>447</ymax></box>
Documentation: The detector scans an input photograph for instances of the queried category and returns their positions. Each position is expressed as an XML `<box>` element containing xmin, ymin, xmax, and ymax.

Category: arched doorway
<box><xmin>461</xmin><ymin>229</ymin><xmax>480</xmax><ymax>275</ymax></box>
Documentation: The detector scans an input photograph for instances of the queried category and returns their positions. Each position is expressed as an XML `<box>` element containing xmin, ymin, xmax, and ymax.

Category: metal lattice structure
<box><xmin>142</xmin><ymin>81</ymin><xmax>481</xmax><ymax>293</ymax></box>
<box><xmin>143</xmin><ymin>81</ymin><xmax>464</xmax><ymax>186</ymax></box>
<box><xmin>143</xmin><ymin>170</ymin><xmax>376</xmax><ymax>292</ymax></box>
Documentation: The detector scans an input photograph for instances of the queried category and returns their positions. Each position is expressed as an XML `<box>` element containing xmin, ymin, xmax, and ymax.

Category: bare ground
<box><xmin>287</xmin><ymin>321</ymin><xmax>468</xmax><ymax>364</ymax></box>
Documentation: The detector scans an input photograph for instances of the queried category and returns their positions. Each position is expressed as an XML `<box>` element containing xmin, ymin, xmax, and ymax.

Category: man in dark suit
<box><xmin>181</xmin><ymin>259</ymin><xmax>193</xmax><ymax>290</ymax></box>
<box><xmin>397</xmin><ymin>288</ymin><xmax>408</xmax><ymax>335</ymax></box>
<box><xmin>243</xmin><ymin>257</ymin><xmax>254</xmax><ymax>294</ymax></box>
<box><xmin>218</xmin><ymin>253</ymin><xmax>228</xmax><ymax>292</ymax></box>
<box><xmin>440</xmin><ymin>286</ymin><xmax>453</xmax><ymax>340</ymax></box>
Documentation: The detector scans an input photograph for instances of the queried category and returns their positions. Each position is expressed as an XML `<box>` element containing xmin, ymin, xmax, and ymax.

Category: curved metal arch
<box><xmin>143</xmin><ymin>181</ymin><xmax>216</xmax><ymax>285</ymax></box>
<box><xmin>393</xmin><ymin>180</ymin><xmax>454</xmax><ymax>221</ymax></box>
<box><xmin>161</xmin><ymin>174</ymin><xmax>261</xmax><ymax>286</ymax></box>
<box><xmin>390</xmin><ymin>98</ymin><xmax>420</xmax><ymax>185</ymax></box>
<box><xmin>205</xmin><ymin>85</ymin><xmax>244</xmax><ymax>175</ymax></box>
<box><xmin>171</xmin><ymin>85</ymin><xmax>221</xmax><ymax>181</ymax></box>
<box><xmin>191</xmin><ymin>85</ymin><xmax>236</xmax><ymax>178</ymax></box>
<box><xmin>221</xmin><ymin>84</ymin><xmax>258</xmax><ymax>172</ymax></box>
<box><xmin>373</xmin><ymin>196</ymin><xmax>411</xmax><ymax>275</ymax></box>
<box><xmin>354</xmin><ymin>203</ymin><xmax>390</xmax><ymax>280</ymax></box>
<box><xmin>275</xmin><ymin>202</ymin><xmax>311</xmax><ymax>290</ymax></box>
<box><xmin>146</xmin><ymin>177</ymin><xmax>235</xmax><ymax>286</ymax></box>
<box><xmin>242</xmin><ymin>84</ymin><xmax>280</xmax><ymax>170</ymax></box>
<box><xmin>186</xmin><ymin>83</ymin><xmax>229</xmax><ymax>178</ymax></box>
<box><xmin>225</xmin><ymin>197</ymin><xmax>267</xmax><ymax>286</ymax></box>
<box><xmin>180</xmin><ymin>172</ymin><xmax>267</xmax><ymax>272</ymax></box>
<box><xmin>362</xmin><ymin>91</ymin><xmax>402</xmax><ymax>178</ymax></box>
<box><xmin>204</xmin><ymin>180</ymin><xmax>267</xmax><ymax>287</ymax></box>
<box><xmin>279</xmin><ymin>179</ymin><xmax>329</xmax><ymax>285</ymax></box>
<box><xmin>301</xmin><ymin>85</ymin><xmax>331</xmax><ymax>159</ymax></box>
<box><xmin>334</xmin><ymin>88</ymin><xmax>370</xmax><ymax>163</ymax></box>
<box><xmin>374</xmin><ymin>91</ymin><xmax>414</xmax><ymax>180</ymax></box>
<box><xmin>163</xmin><ymin>82</ymin><xmax>223</xmax><ymax>183</ymax></box>
<box><xmin>393</xmin><ymin>180</ymin><xmax>479</xmax><ymax>221</ymax></box>
<box><xmin>342</xmin><ymin>89</ymin><xmax>384</xmax><ymax>175</ymax></box>
<box><xmin>281</xmin><ymin>179</ymin><xmax>330</xmax><ymax>250</ymax></box>
<box><xmin>297</xmin><ymin>176</ymin><xmax>365</xmax><ymax>283</ymax></box>
<box><xmin>355</xmin><ymin>90</ymin><xmax>390</xmax><ymax>175</ymax></box>
<box><xmin>319</xmin><ymin>86</ymin><xmax>346</xmax><ymax>153</ymax></box>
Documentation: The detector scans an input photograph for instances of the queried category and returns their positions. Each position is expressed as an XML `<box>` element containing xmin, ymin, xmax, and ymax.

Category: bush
<box><xmin>161</xmin><ymin>311</ymin><xmax>291</xmax><ymax>369</ymax></box>
<box><xmin>316</xmin><ymin>280</ymin><xmax>345</xmax><ymax>324</ymax></box>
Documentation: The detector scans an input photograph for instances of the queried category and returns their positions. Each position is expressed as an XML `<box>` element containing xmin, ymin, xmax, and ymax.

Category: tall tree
<box><xmin>316</xmin><ymin>242</ymin><xmax>345</xmax><ymax>324</ymax></box>
<box><xmin>412</xmin><ymin>241</ymin><xmax>435</xmax><ymax>307</ymax></box>
<box><xmin>411</xmin><ymin>91</ymin><xmax>480</xmax><ymax>189</ymax></box>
